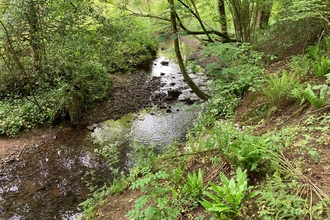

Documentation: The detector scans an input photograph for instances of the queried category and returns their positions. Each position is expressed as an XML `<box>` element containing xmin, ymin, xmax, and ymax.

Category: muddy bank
<box><xmin>0</xmin><ymin>70</ymin><xmax>162</xmax><ymax>163</ymax></box>
<box><xmin>81</xmin><ymin>70</ymin><xmax>162</xmax><ymax>123</ymax></box>
<box><xmin>0</xmin><ymin>70</ymin><xmax>163</xmax><ymax>219</ymax></box>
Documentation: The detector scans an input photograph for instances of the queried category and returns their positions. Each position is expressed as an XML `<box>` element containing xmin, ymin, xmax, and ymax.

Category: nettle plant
<box><xmin>201</xmin><ymin>42</ymin><xmax>265</xmax><ymax>97</ymax></box>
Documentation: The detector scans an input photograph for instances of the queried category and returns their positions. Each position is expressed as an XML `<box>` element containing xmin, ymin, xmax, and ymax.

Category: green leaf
<box><xmin>220</xmin><ymin>173</ymin><xmax>229</xmax><ymax>186</ymax></box>
<box><xmin>170</xmin><ymin>32</ymin><xmax>179</xmax><ymax>40</ymax></box>
<box><xmin>135</xmin><ymin>195</ymin><xmax>149</xmax><ymax>209</ymax></box>
<box><xmin>208</xmin><ymin>205</ymin><xmax>231</xmax><ymax>213</ymax></box>
<box><xmin>158</xmin><ymin>32</ymin><xmax>170</xmax><ymax>42</ymax></box>
<box><xmin>204</xmin><ymin>191</ymin><xmax>222</xmax><ymax>203</ymax></box>
<box><xmin>246</xmin><ymin>191</ymin><xmax>258</xmax><ymax>199</ymax></box>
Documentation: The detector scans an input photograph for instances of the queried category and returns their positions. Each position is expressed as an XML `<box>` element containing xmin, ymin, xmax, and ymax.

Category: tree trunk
<box><xmin>168</xmin><ymin>0</ymin><xmax>210</xmax><ymax>101</ymax></box>
<box><xmin>27</xmin><ymin>0</ymin><xmax>42</xmax><ymax>74</ymax></box>
<box><xmin>218</xmin><ymin>0</ymin><xmax>228</xmax><ymax>36</ymax></box>
<box><xmin>259</xmin><ymin>2</ymin><xmax>272</xmax><ymax>29</ymax></box>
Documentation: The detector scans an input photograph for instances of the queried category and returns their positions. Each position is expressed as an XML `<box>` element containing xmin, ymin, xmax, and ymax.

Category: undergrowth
<box><xmin>80</xmin><ymin>39</ymin><xmax>330</xmax><ymax>220</ymax></box>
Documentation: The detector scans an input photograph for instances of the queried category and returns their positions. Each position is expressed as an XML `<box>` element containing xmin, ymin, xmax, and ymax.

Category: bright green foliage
<box><xmin>190</xmin><ymin>42</ymin><xmax>265</xmax><ymax>130</ymax></box>
<box><xmin>125</xmin><ymin>160</ymin><xmax>205</xmax><ymax>219</ymax></box>
<box><xmin>181</xmin><ymin>169</ymin><xmax>207</xmax><ymax>207</ymax></box>
<box><xmin>257</xmin><ymin>173</ymin><xmax>327</xmax><ymax>220</ymax></box>
<box><xmin>291</xmin><ymin>81</ymin><xmax>330</xmax><ymax>109</ymax></box>
<box><xmin>202</xmin><ymin>42</ymin><xmax>264</xmax><ymax>97</ymax></box>
<box><xmin>0</xmin><ymin>0</ymin><xmax>157</xmax><ymax>135</ymax></box>
<box><xmin>307</xmin><ymin>44</ymin><xmax>325</xmax><ymax>61</ymax></box>
<box><xmin>312</xmin><ymin>55</ymin><xmax>330</xmax><ymax>77</ymax></box>
<box><xmin>291</xmin><ymin>85</ymin><xmax>306</xmax><ymax>106</ymax></box>
<box><xmin>289</xmin><ymin>55</ymin><xmax>311</xmax><ymax>76</ymax></box>
<box><xmin>189</xmin><ymin>121</ymin><xmax>276</xmax><ymax>172</ymax></box>
<box><xmin>303</xmin><ymin>84</ymin><xmax>330</xmax><ymax>109</ymax></box>
<box><xmin>307</xmin><ymin>36</ymin><xmax>330</xmax><ymax>78</ymax></box>
<box><xmin>0</xmin><ymin>90</ymin><xmax>60</xmax><ymax>136</ymax></box>
<box><xmin>201</xmin><ymin>167</ymin><xmax>257</xmax><ymax>219</ymax></box>
<box><xmin>280</xmin><ymin>0</ymin><xmax>328</xmax><ymax>21</ymax></box>
<box><xmin>261</xmin><ymin>70</ymin><xmax>300</xmax><ymax>107</ymax></box>
<box><xmin>213</xmin><ymin>122</ymin><xmax>274</xmax><ymax>171</ymax></box>
<box><xmin>94</xmin><ymin>142</ymin><xmax>120</xmax><ymax>173</ymax></box>
<box><xmin>126</xmin><ymin>169</ymin><xmax>181</xmax><ymax>220</ymax></box>
<box><xmin>193</xmin><ymin>93</ymin><xmax>240</xmax><ymax>130</ymax></box>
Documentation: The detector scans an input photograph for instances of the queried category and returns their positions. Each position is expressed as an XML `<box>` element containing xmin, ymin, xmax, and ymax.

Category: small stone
<box><xmin>160</xmin><ymin>61</ymin><xmax>169</xmax><ymax>66</ymax></box>
<box><xmin>86</xmin><ymin>125</ymin><xmax>94</xmax><ymax>131</ymax></box>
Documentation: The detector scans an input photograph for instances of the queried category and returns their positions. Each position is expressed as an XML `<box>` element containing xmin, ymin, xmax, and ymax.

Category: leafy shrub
<box><xmin>312</xmin><ymin>55</ymin><xmax>330</xmax><ymax>77</ymax></box>
<box><xmin>189</xmin><ymin>121</ymin><xmax>276</xmax><ymax>172</ymax></box>
<box><xmin>217</xmin><ymin>123</ymin><xmax>274</xmax><ymax>171</ymax></box>
<box><xmin>201</xmin><ymin>42</ymin><xmax>264</xmax><ymax>97</ymax></box>
<box><xmin>0</xmin><ymin>91</ymin><xmax>60</xmax><ymax>136</ymax></box>
<box><xmin>201</xmin><ymin>167</ymin><xmax>257</xmax><ymax>219</ymax></box>
<box><xmin>257</xmin><ymin>174</ymin><xmax>327</xmax><ymax>220</ymax></box>
<box><xmin>261</xmin><ymin>70</ymin><xmax>300</xmax><ymax>107</ymax></box>
<box><xmin>303</xmin><ymin>84</ymin><xmax>330</xmax><ymax>109</ymax></box>
<box><xmin>181</xmin><ymin>169</ymin><xmax>206</xmax><ymax>208</ymax></box>
<box><xmin>126</xmin><ymin>170</ymin><xmax>181</xmax><ymax>220</ymax></box>
<box><xmin>289</xmin><ymin>54</ymin><xmax>311</xmax><ymax>76</ymax></box>
<box><xmin>194</xmin><ymin>93</ymin><xmax>240</xmax><ymax>129</ymax></box>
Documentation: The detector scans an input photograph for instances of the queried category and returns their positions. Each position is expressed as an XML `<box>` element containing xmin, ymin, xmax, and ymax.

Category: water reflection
<box><xmin>131</xmin><ymin>105</ymin><xmax>199</xmax><ymax>147</ymax></box>
<box><xmin>0</xmin><ymin>137</ymin><xmax>113</xmax><ymax>219</ymax></box>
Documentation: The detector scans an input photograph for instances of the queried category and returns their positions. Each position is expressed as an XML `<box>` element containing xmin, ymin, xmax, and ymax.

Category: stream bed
<box><xmin>0</xmin><ymin>56</ymin><xmax>210</xmax><ymax>219</ymax></box>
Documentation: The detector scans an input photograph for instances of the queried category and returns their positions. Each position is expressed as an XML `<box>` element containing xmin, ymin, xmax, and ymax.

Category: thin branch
<box><xmin>126</xmin><ymin>10</ymin><xmax>171</xmax><ymax>22</ymax></box>
<box><xmin>117</xmin><ymin>2</ymin><xmax>235</xmax><ymax>42</ymax></box>
<box><xmin>161</xmin><ymin>148</ymin><xmax>218</xmax><ymax>160</ymax></box>
<box><xmin>177</xmin><ymin>0</ymin><xmax>213</xmax><ymax>42</ymax></box>
<box><xmin>0</xmin><ymin>20</ymin><xmax>42</xmax><ymax>110</ymax></box>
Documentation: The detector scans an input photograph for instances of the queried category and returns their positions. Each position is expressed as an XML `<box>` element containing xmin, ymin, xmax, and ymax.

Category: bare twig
<box><xmin>0</xmin><ymin>20</ymin><xmax>42</xmax><ymax>110</ymax></box>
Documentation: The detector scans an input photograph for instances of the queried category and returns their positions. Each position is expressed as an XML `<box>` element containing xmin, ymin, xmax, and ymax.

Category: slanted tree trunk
<box><xmin>168</xmin><ymin>0</ymin><xmax>210</xmax><ymax>101</ymax></box>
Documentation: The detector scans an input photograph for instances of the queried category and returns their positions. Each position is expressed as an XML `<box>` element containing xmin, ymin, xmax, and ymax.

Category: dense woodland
<box><xmin>2</xmin><ymin>0</ymin><xmax>330</xmax><ymax>219</ymax></box>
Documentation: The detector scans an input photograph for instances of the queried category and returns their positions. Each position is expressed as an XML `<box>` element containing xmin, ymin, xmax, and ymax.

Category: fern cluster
<box><xmin>261</xmin><ymin>70</ymin><xmax>299</xmax><ymax>107</ymax></box>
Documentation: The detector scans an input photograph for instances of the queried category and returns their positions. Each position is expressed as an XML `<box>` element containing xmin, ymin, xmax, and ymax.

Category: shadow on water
<box><xmin>0</xmin><ymin>54</ymin><xmax>210</xmax><ymax>219</ymax></box>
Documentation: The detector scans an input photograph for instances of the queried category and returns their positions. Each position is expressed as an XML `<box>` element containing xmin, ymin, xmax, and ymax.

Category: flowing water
<box><xmin>0</xmin><ymin>55</ymin><xmax>210</xmax><ymax>219</ymax></box>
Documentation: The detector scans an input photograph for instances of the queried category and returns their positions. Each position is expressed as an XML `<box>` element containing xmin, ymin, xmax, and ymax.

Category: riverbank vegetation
<box><xmin>2</xmin><ymin>0</ymin><xmax>330</xmax><ymax>219</ymax></box>
<box><xmin>79</xmin><ymin>0</ymin><xmax>330</xmax><ymax>219</ymax></box>
<box><xmin>0</xmin><ymin>0</ymin><xmax>158</xmax><ymax>135</ymax></box>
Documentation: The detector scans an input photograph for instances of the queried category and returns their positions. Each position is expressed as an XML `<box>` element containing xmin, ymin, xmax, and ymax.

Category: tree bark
<box><xmin>27</xmin><ymin>0</ymin><xmax>42</xmax><ymax>74</ymax></box>
<box><xmin>168</xmin><ymin>0</ymin><xmax>210</xmax><ymax>101</ymax></box>
<box><xmin>259</xmin><ymin>2</ymin><xmax>273</xmax><ymax>29</ymax></box>
<box><xmin>218</xmin><ymin>0</ymin><xmax>228</xmax><ymax>36</ymax></box>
